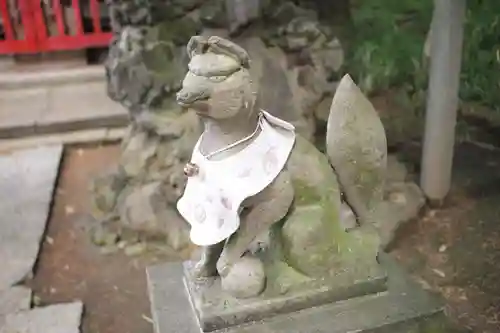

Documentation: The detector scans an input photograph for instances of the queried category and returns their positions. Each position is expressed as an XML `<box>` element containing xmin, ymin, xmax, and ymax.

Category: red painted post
<box><xmin>52</xmin><ymin>0</ymin><xmax>66</xmax><ymax>36</ymax></box>
<box><xmin>31</xmin><ymin>0</ymin><xmax>48</xmax><ymax>40</ymax></box>
<box><xmin>89</xmin><ymin>0</ymin><xmax>102</xmax><ymax>33</ymax></box>
<box><xmin>18</xmin><ymin>0</ymin><xmax>36</xmax><ymax>42</ymax></box>
<box><xmin>71</xmin><ymin>0</ymin><xmax>83</xmax><ymax>35</ymax></box>
<box><xmin>0</xmin><ymin>0</ymin><xmax>15</xmax><ymax>40</ymax></box>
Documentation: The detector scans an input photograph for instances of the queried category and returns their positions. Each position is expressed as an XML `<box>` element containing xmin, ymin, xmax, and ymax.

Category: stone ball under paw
<box><xmin>220</xmin><ymin>256</ymin><xmax>266</xmax><ymax>299</ymax></box>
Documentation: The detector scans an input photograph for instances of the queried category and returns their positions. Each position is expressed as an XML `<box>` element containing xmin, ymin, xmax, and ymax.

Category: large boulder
<box><xmin>92</xmin><ymin>1</ymin><xmax>204</xmax><ymax>251</ymax></box>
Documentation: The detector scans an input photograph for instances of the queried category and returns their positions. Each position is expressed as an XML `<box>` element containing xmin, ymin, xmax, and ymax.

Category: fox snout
<box><xmin>176</xmin><ymin>88</ymin><xmax>210</xmax><ymax>106</ymax></box>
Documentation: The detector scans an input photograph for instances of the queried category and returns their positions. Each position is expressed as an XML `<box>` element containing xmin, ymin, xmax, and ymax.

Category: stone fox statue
<box><xmin>175</xmin><ymin>36</ymin><xmax>387</xmax><ymax>297</ymax></box>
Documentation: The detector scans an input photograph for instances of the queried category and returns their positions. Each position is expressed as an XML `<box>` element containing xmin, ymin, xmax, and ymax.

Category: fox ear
<box><xmin>186</xmin><ymin>36</ymin><xmax>209</xmax><ymax>59</ymax></box>
<box><xmin>207</xmin><ymin>36</ymin><xmax>250</xmax><ymax>68</ymax></box>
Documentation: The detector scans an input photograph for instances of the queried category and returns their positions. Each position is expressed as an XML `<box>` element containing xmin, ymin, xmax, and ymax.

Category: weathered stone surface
<box><xmin>37</xmin><ymin>81</ymin><xmax>127</xmax><ymax>133</ymax></box>
<box><xmin>270</xmin><ymin>1</ymin><xmax>318</xmax><ymax>25</ymax></box>
<box><xmin>377</xmin><ymin>181</ymin><xmax>426</xmax><ymax>250</ymax></box>
<box><xmin>339</xmin><ymin>202</ymin><xmax>357</xmax><ymax>231</ymax></box>
<box><xmin>147</xmin><ymin>255</ymin><xmax>460</xmax><ymax>333</ymax></box>
<box><xmin>120</xmin><ymin>114</ymin><xmax>199</xmax><ymax>184</ymax></box>
<box><xmin>281</xmin><ymin>17</ymin><xmax>323</xmax><ymax>51</ymax></box>
<box><xmin>261</xmin><ymin>0</ymin><xmax>345</xmax><ymax>123</ymax></box>
<box><xmin>0</xmin><ymin>77</ymin><xmax>127</xmax><ymax>138</ymax></box>
<box><xmin>309</xmin><ymin>37</ymin><xmax>345</xmax><ymax>79</ymax></box>
<box><xmin>116</xmin><ymin>181</ymin><xmax>190</xmax><ymax>250</ymax></box>
<box><xmin>156</xmin><ymin>17</ymin><xmax>202</xmax><ymax>47</ymax></box>
<box><xmin>292</xmin><ymin>64</ymin><xmax>328</xmax><ymax>122</ymax></box>
<box><xmin>119</xmin><ymin>129</ymin><xmax>158</xmax><ymax>177</ymax></box>
<box><xmin>99</xmin><ymin>0</ymin><xmax>215</xmax><ymax>253</ymax></box>
<box><xmin>226</xmin><ymin>0</ymin><xmax>261</xmax><ymax>33</ymax></box>
<box><xmin>89</xmin><ymin>167</ymin><xmax>128</xmax><ymax>220</ymax></box>
<box><xmin>0</xmin><ymin>88</ymin><xmax>46</xmax><ymax>138</ymax></box>
<box><xmin>181</xmin><ymin>258</ymin><xmax>386</xmax><ymax>332</ymax></box>
<box><xmin>0</xmin><ymin>286</ymin><xmax>31</xmax><ymax>318</ymax></box>
<box><xmin>106</xmin><ymin>27</ymin><xmax>191</xmax><ymax>113</ymax></box>
<box><xmin>220</xmin><ymin>256</ymin><xmax>266</xmax><ymax>299</ymax></box>
<box><xmin>89</xmin><ymin>111</ymin><xmax>200</xmax><ymax>250</ymax></box>
<box><xmin>280</xmin><ymin>205</ymin><xmax>381</xmax><ymax>278</ymax></box>
<box><xmin>326</xmin><ymin>75</ymin><xmax>387</xmax><ymax>226</ymax></box>
<box><xmin>239</xmin><ymin>37</ymin><xmax>314</xmax><ymax>140</ymax></box>
<box><xmin>188</xmin><ymin>53</ymin><xmax>242</xmax><ymax>77</ymax></box>
<box><xmin>386</xmin><ymin>154</ymin><xmax>408</xmax><ymax>183</ymax></box>
<box><xmin>107</xmin><ymin>0</ymin><xmax>176</xmax><ymax>28</ymax></box>
<box><xmin>239</xmin><ymin>31</ymin><xmax>341</xmax><ymax>139</ymax></box>
<box><xmin>0</xmin><ymin>145</ymin><xmax>62</xmax><ymax>290</ymax></box>
<box><xmin>199</xmin><ymin>0</ymin><xmax>227</xmax><ymax>28</ymax></box>
<box><xmin>118</xmin><ymin>181</ymin><xmax>164</xmax><ymax>231</ymax></box>
<box><xmin>364</xmin><ymin>155</ymin><xmax>425</xmax><ymax>250</ymax></box>
<box><xmin>147</xmin><ymin>264</ymin><xmax>200</xmax><ymax>333</ymax></box>
<box><xmin>124</xmin><ymin>242</ymin><xmax>147</xmax><ymax>256</ymax></box>
<box><xmin>0</xmin><ymin>302</ymin><xmax>83</xmax><ymax>333</ymax></box>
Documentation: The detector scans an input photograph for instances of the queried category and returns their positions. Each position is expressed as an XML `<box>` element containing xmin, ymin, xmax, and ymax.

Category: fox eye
<box><xmin>208</xmin><ymin>76</ymin><xmax>227</xmax><ymax>83</ymax></box>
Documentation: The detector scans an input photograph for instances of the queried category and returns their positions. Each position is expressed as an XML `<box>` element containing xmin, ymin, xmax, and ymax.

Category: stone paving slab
<box><xmin>0</xmin><ymin>302</ymin><xmax>83</xmax><ymax>333</ymax></box>
<box><xmin>0</xmin><ymin>88</ymin><xmax>48</xmax><ymax>137</ymax></box>
<box><xmin>0</xmin><ymin>286</ymin><xmax>32</xmax><ymax>317</ymax></box>
<box><xmin>0</xmin><ymin>127</ymin><xmax>127</xmax><ymax>154</ymax></box>
<box><xmin>0</xmin><ymin>66</ymin><xmax>104</xmax><ymax>90</ymax></box>
<box><xmin>0</xmin><ymin>145</ymin><xmax>63</xmax><ymax>290</ymax></box>
<box><xmin>38</xmin><ymin>81</ymin><xmax>127</xmax><ymax>134</ymax></box>
<box><xmin>0</xmin><ymin>286</ymin><xmax>32</xmax><ymax>328</ymax></box>
<box><xmin>147</xmin><ymin>263</ymin><xmax>201</xmax><ymax>333</ymax></box>
<box><xmin>0</xmin><ymin>68</ymin><xmax>128</xmax><ymax>139</ymax></box>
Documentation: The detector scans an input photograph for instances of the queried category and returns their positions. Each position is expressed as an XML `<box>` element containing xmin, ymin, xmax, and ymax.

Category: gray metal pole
<box><xmin>420</xmin><ymin>0</ymin><xmax>466</xmax><ymax>202</ymax></box>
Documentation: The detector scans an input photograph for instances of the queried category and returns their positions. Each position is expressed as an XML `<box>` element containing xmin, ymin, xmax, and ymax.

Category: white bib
<box><xmin>176</xmin><ymin>111</ymin><xmax>296</xmax><ymax>246</ymax></box>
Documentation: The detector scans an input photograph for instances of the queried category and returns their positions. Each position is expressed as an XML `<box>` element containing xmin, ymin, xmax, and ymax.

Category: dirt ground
<box><xmin>25</xmin><ymin>143</ymin><xmax>187</xmax><ymax>333</ymax></box>
<box><xmin>25</xmin><ymin>141</ymin><xmax>500</xmax><ymax>333</ymax></box>
<box><xmin>392</xmin><ymin>141</ymin><xmax>500</xmax><ymax>333</ymax></box>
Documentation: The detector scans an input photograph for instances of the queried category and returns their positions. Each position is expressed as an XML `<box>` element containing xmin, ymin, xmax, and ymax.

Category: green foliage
<box><xmin>348</xmin><ymin>0</ymin><xmax>500</xmax><ymax>111</ymax></box>
<box><xmin>460</xmin><ymin>0</ymin><xmax>500</xmax><ymax>109</ymax></box>
<box><xmin>347</xmin><ymin>0</ymin><xmax>433</xmax><ymax>95</ymax></box>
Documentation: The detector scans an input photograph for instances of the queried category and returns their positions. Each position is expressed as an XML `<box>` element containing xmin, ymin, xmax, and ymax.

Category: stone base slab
<box><xmin>147</xmin><ymin>254</ymin><xmax>463</xmax><ymax>333</ymax></box>
<box><xmin>182</xmin><ymin>260</ymin><xmax>387</xmax><ymax>332</ymax></box>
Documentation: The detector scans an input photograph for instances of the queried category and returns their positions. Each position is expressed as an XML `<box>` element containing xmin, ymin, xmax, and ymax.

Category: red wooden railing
<box><xmin>0</xmin><ymin>0</ymin><xmax>38</xmax><ymax>53</ymax></box>
<box><xmin>0</xmin><ymin>0</ymin><xmax>112</xmax><ymax>54</ymax></box>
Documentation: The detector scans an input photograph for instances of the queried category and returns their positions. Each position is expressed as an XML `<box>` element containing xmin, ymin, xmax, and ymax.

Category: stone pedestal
<box><xmin>183</xmin><ymin>260</ymin><xmax>386</xmax><ymax>332</ymax></box>
<box><xmin>147</xmin><ymin>254</ymin><xmax>462</xmax><ymax>333</ymax></box>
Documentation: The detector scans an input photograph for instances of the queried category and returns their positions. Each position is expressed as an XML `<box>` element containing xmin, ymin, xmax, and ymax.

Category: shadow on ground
<box><xmin>392</xmin><ymin>141</ymin><xmax>500</xmax><ymax>333</ymax></box>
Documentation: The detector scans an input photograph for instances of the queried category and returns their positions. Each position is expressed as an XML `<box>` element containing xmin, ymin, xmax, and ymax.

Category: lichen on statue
<box><xmin>176</xmin><ymin>35</ymin><xmax>388</xmax><ymax>299</ymax></box>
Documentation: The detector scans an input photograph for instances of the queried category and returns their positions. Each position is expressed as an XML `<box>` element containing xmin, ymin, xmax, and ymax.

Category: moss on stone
<box><xmin>277</xmin><ymin>134</ymin><xmax>382</xmax><ymax>280</ymax></box>
<box><xmin>292</xmin><ymin>178</ymin><xmax>321</xmax><ymax>206</ymax></box>
<box><xmin>264</xmin><ymin>260</ymin><xmax>311</xmax><ymax>295</ymax></box>
<box><xmin>157</xmin><ymin>17</ymin><xmax>202</xmax><ymax>46</ymax></box>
